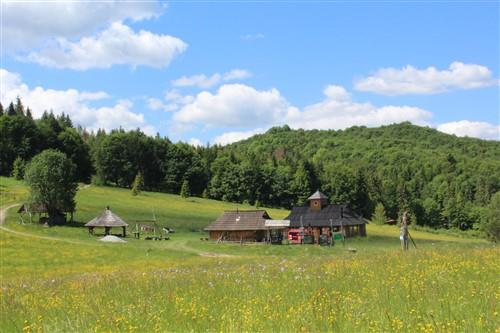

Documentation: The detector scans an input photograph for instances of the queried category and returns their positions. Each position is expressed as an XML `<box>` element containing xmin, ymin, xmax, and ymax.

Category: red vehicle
<box><xmin>287</xmin><ymin>228</ymin><xmax>304</xmax><ymax>244</ymax></box>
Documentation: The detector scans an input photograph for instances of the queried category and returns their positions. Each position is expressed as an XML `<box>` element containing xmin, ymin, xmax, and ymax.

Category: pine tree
<box><xmin>26</xmin><ymin>107</ymin><xmax>33</xmax><ymax>119</ymax></box>
<box><xmin>7</xmin><ymin>102</ymin><xmax>16</xmax><ymax>116</ymax></box>
<box><xmin>14</xmin><ymin>97</ymin><xmax>24</xmax><ymax>116</ymax></box>
<box><xmin>0</xmin><ymin>102</ymin><xmax>3</xmax><ymax>116</ymax></box>
<box><xmin>371</xmin><ymin>202</ymin><xmax>387</xmax><ymax>225</ymax></box>
<box><xmin>12</xmin><ymin>157</ymin><xmax>26</xmax><ymax>180</ymax></box>
<box><xmin>131</xmin><ymin>172</ymin><xmax>143</xmax><ymax>196</ymax></box>
<box><xmin>180</xmin><ymin>179</ymin><xmax>190</xmax><ymax>198</ymax></box>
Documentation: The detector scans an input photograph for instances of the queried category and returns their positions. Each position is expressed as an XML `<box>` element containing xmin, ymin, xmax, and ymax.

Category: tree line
<box><xmin>1</xmin><ymin>98</ymin><xmax>499</xmax><ymax>238</ymax></box>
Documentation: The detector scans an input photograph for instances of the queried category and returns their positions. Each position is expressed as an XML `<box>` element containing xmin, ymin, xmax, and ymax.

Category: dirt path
<box><xmin>0</xmin><ymin>204</ymin><xmax>234</xmax><ymax>256</ymax></box>
<box><xmin>0</xmin><ymin>204</ymin><xmax>18</xmax><ymax>226</ymax></box>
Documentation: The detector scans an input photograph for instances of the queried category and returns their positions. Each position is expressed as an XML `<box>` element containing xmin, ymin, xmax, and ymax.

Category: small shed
<box><xmin>264</xmin><ymin>219</ymin><xmax>290</xmax><ymax>244</ymax></box>
<box><xmin>204</xmin><ymin>210</ymin><xmax>272</xmax><ymax>242</ymax></box>
<box><xmin>85</xmin><ymin>207</ymin><xmax>128</xmax><ymax>237</ymax></box>
<box><xmin>17</xmin><ymin>202</ymin><xmax>69</xmax><ymax>225</ymax></box>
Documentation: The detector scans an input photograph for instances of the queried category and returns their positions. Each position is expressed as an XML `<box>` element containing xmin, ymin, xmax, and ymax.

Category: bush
<box><xmin>482</xmin><ymin>192</ymin><xmax>500</xmax><ymax>242</ymax></box>
<box><xmin>371</xmin><ymin>202</ymin><xmax>386</xmax><ymax>225</ymax></box>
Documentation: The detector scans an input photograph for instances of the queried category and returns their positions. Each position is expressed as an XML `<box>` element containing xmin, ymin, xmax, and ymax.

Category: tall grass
<box><xmin>1</xmin><ymin>177</ymin><xmax>498</xmax><ymax>332</ymax></box>
<box><xmin>2</xmin><ymin>239</ymin><xmax>497</xmax><ymax>332</ymax></box>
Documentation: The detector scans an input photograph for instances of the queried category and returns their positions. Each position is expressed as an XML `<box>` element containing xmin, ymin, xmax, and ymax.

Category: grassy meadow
<box><xmin>0</xmin><ymin>177</ymin><xmax>498</xmax><ymax>332</ymax></box>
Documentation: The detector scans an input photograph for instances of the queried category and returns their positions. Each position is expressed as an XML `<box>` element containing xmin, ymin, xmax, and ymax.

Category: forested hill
<box><xmin>1</xmin><ymin>97</ymin><xmax>499</xmax><ymax>232</ymax></box>
<box><xmin>212</xmin><ymin>123</ymin><xmax>500</xmax><ymax>229</ymax></box>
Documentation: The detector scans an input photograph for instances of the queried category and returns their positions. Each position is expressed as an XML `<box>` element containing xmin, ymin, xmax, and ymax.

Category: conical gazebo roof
<box><xmin>85</xmin><ymin>208</ymin><xmax>128</xmax><ymax>227</ymax></box>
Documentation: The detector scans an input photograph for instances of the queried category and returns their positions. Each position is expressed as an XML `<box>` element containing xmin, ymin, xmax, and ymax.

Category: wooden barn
<box><xmin>204</xmin><ymin>210</ymin><xmax>272</xmax><ymax>242</ymax></box>
<box><xmin>286</xmin><ymin>191</ymin><xmax>366</xmax><ymax>243</ymax></box>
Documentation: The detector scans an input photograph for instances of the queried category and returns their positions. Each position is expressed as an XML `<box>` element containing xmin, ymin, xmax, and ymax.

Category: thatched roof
<box><xmin>286</xmin><ymin>204</ymin><xmax>365</xmax><ymax>227</ymax></box>
<box><xmin>204</xmin><ymin>210</ymin><xmax>271</xmax><ymax>231</ymax></box>
<box><xmin>85</xmin><ymin>208</ymin><xmax>128</xmax><ymax>227</ymax></box>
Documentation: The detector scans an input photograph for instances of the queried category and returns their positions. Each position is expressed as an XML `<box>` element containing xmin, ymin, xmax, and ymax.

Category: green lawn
<box><xmin>0</xmin><ymin>177</ymin><xmax>497</xmax><ymax>332</ymax></box>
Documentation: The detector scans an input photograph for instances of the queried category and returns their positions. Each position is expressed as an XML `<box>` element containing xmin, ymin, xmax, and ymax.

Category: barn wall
<box><xmin>209</xmin><ymin>230</ymin><xmax>265</xmax><ymax>242</ymax></box>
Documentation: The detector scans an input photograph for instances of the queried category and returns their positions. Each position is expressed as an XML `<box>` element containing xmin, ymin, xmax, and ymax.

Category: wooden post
<box><xmin>123</xmin><ymin>226</ymin><xmax>126</xmax><ymax>237</ymax></box>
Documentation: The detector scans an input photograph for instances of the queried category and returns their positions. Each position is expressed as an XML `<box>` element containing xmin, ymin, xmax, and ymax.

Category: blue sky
<box><xmin>1</xmin><ymin>1</ymin><xmax>499</xmax><ymax>144</ymax></box>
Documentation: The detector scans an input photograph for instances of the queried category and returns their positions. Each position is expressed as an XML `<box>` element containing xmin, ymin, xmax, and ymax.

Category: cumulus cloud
<box><xmin>3</xmin><ymin>1</ymin><xmax>163</xmax><ymax>51</ymax></box>
<box><xmin>147</xmin><ymin>98</ymin><xmax>178</xmax><ymax>113</ymax></box>
<box><xmin>284</xmin><ymin>85</ymin><xmax>432</xmax><ymax>130</ymax></box>
<box><xmin>0</xmin><ymin>68</ymin><xmax>155</xmax><ymax>134</ymax></box>
<box><xmin>213</xmin><ymin>128</ymin><xmax>265</xmax><ymax>145</ymax></box>
<box><xmin>173</xmin><ymin>84</ymin><xmax>296</xmax><ymax>127</ymax></box>
<box><xmin>223</xmin><ymin>69</ymin><xmax>252</xmax><ymax>81</ymax></box>
<box><xmin>172</xmin><ymin>73</ymin><xmax>222</xmax><ymax>89</ymax></box>
<box><xmin>172</xmin><ymin>69</ymin><xmax>252</xmax><ymax>89</ymax></box>
<box><xmin>437</xmin><ymin>120</ymin><xmax>500</xmax><ymax>141</ymax></box>
<box><xmin>22</xmin><ymin>22</ymin><xmax>187</xmax><ymax>70</ymax></box>
<box><xmin>188</xmin><ymin>138</ymin><xmax>204</xmax><ymax>147</ymax></box>
<box><xmin>355</xmin><ymin>62</ymin><xmax>498</xmax><ymax>95</ymax></box>
<box><xmin>176</xmin><ymin>83</ymin><xmax>433</xmax><ymax>143</ymax></box>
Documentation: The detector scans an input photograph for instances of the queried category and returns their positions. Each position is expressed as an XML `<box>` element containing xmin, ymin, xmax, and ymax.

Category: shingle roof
<box><xmin>204</xmin><ymin>210</ymin><xmax>271</xmax><ymax>231</ymax></box>
<box><xmin>85</xmin><ymin>209</ymin><xmax>128</xmax><ymax>227</ymax></box>
<box><xmin>285</xmin><ymin>205</ymin><xmax>365</xmax><ymax>227</ymax></box>
<box><xmin>307</xmin><ymin>190</ymin><xmax>328</xmax><ymax>201</ymax></box>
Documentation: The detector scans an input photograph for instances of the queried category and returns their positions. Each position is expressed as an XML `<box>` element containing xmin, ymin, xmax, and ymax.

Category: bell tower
<box><xmin>307</xmin><ymin>190</ymin><xmax>328</xmax><ymax>211</ymax></box>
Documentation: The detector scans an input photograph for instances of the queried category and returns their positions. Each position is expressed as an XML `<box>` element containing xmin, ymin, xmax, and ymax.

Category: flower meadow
<box><xmin>1</xmin><ymin>242</ymin><xmax>498</xmax><ymax>333</ymax></box>
<box><xmin>0</xmin><ymin>180</ymin><xmax>498</xmax><ymax>332</ymax></box>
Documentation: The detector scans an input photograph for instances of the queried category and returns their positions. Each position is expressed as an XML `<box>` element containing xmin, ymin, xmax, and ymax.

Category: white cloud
<box><xmin>172</xmin><ymin>69</ymin><xmax>252</xmax><ymax>89</ymax></box>
<box><xmin>165</xmin><ymin>90</ymin><xmax>194</xmax><ymax>104</ymax></box>
<box><xmin>3</xmin><ymin>2</ymin><xmax>163</xmax><ymax>51</ymax></box>
<box><xmin>437</xmin><ymin>120</ymin><xmax>500</xmax><ymax>140</ymax></box>
<box><xmin>147</xmin><ymin>98</ymin><xmax>178</xmax><ymax>113</ymax></box>
<box><xmin>175</xmin><ymin>83</ymin><xmax>432</xmax><ymax>135</ymax></box>
<box><xmin>188</xmin><ymin>138</ymin><xmax>204</xmax><ymax>147</ymax></box>
<box><xmin>223</xmin><ymin>69</ymin><xmax>252</xmax><ymax>81</ymax></box>
<box><xmin>213</xmin><ymin>128</ymin><xmax>265</xmax><ymax>145</ymax></box>
<box><xmin>172</xmin><ymin>73</ymin><xmax>222</xmax><ymax>89</ymax></box>
<box><xmin>355</xmin><ymin>62</ymin><xmax>498</xmax><ymax>95</ymax></box>
<box><xmin>285</xmin><ymin>85</ymin><xmax>432</xmax><ymax>130</ymax></box>
<box><xmin>0</xmin><ymin>68</ymin><xmax>155</xmax><ymax>134</ymax></box>
<box><xmin>22</xmin><ymin>22</ymin><xmax>187</xmax><ymax>70</ymax></box>
<box><xmin>173</xmin><ymin>84</ymin><xmax>296</xmax><ymax>127</ymax></box>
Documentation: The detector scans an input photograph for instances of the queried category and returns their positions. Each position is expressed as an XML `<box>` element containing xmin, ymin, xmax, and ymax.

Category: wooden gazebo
<box><xmin>85</xmin><ymin>207</ymin><xmax>128</xmax><ymax>237</ymax></box>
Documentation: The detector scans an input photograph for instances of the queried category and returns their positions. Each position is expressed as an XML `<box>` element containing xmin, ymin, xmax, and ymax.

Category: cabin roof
<box><xmin>204</xmin><ymin>210</ymin><xmax>271</xmax><ymax>231</ymax></box>
<box><xmin>85</xmin><ymin>209</ymin><xmax>128</xmax><ymax>227</ymax></box>
<box><xmin>285</xmin><ymin>204</ymin><xmax>365</xmax><ymax>227</ymax></box>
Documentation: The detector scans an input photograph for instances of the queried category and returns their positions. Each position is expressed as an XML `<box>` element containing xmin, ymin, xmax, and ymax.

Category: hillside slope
<box><xmin>212</xmin><ymin>122</ymin><xmax>500</xmax><ymax>229</ymax></box>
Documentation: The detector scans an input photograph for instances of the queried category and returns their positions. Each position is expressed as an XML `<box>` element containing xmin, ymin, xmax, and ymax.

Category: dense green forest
<box><xmin>1</xmin><ymin>98</ymin><xmax>499</xmax><ymax>234</ymax></box>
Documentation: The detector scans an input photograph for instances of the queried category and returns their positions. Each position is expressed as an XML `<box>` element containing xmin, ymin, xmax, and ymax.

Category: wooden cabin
<box><xmin>285</xmin><ymin>191</ymin><xmax>366</xmax><ymax>243</ymax></box>
<box><xmin>204</xmin><ymin>210</ymin><xmax>272</xmax><ymax>242</ymax></box>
